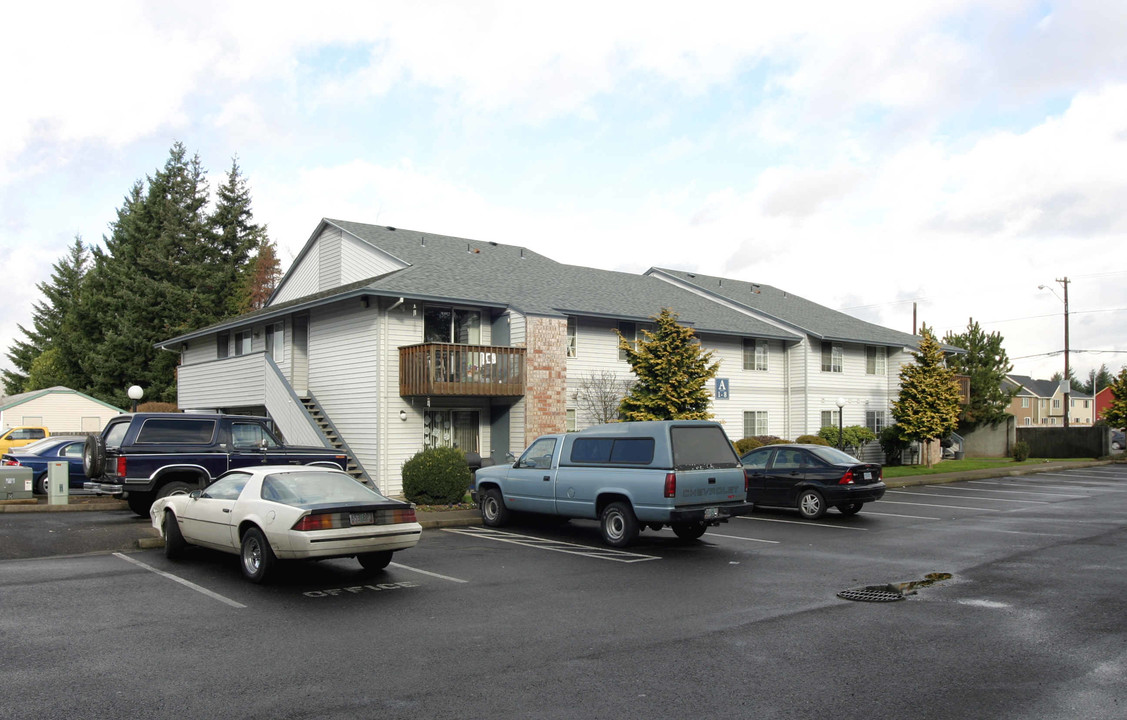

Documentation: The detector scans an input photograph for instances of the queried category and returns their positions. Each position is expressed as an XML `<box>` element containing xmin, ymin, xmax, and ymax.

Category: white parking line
<box><xmin>967</xmin><ymin>480</ymin><xmax>1086</xmax><ymax>495</ymax></box>
<box><xmin>113</xmin><ymin>552</ymin><xmax>246</xmax><ymax>609</ymax></box>
<box><xmin>736</xmin><ymin>516</ymin><xmax>867</xmax><ymax>530</ymax></box>
<box><xmin>877</xmin><ymin>500</ymin><xmax>1000</xmax><ymax>511</ymax></box>
<box><xmin>706</xmin><ymin>532</ymin><xmax>780</xmax><ymax>544</ymax></box>
<box><xmin>947</xmin><ymin>484</ymin><xmax>1084</xmax><ymax>498</ymax></box>
<box><xmin>443</xmin><ymin>527</ymin><xmax>660</xmax><ymax>563</ymax></box>
<box><xmin>886</xmin><ymin>490</ymin><xmax>1047</xmax><ymax>504</ymax></box>
<box><xmin>388</xmin><ymin>562</ymin><xmax>468</xmax><ymax>584</ymax></box>
<box><xmin>863</xmin><ymin>510</ymin><xmax>941</xmax><ymax>520</ymax></box>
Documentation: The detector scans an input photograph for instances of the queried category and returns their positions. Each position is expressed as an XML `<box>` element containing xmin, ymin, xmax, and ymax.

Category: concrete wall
<box><xmin>962</xmin><ymin>417</ymin><xmax>1016</xmax><ymax>458</ymax></box>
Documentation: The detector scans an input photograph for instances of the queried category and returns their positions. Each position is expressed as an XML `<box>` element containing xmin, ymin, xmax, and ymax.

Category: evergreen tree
<box><xmin>212</xmin><ymin>158</ymin><xmax>269</xmax><ymax>316</ymax></box>
<box><xmin>1102</xmin><ymin>367</ymin><xmax>1127</xmax><ymax>428</ymax></box>
<box><xmin>1081</xmin><ymin>364</ymin><xmax>1115</xmax><ymax>395</ymax></box>
<box><xmin>241</xmin><ymin>235</ymin><xmax>282</xmax><ymax>312</ymax></box>
<box><xmin>2</xmin><ymin>236</ymin><xmax>90</xmax><ymax>394</ymax></box>
<box><xmin>943</xmin><ymin>318</ymin><xmax>1018</xmax><ymax>427</ymax></box>
<box><xmin>892</xmin><ymin>325</ymin><xmax>961</xmax><ymax>467</ymax></box>
<box><xmin>618</xmin><ymin>308</ymin><xmax>720</xmax><ymax>421</ymax></box>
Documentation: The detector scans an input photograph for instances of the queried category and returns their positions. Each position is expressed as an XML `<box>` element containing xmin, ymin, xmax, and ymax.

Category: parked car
<box><xmin>0</xmin><ymin>426</ymin><xmax>50</xmax><ymax>456</ymax></box>
<box><xmin>741</xmin><ymin>444</ymin><xmax>886</xmax><ymax>519</ymax></box>
<box><xmin>1112</xmin><ymin>430</ymin><xmax>1124</xmax><ymax>451</ymax></box>
<box><xmin>151</xmin><ymin>466</ymin><xmax>421</xmax><ymax>583</ymax></box>
<box><xmin>1</xmin><ymin>435</ymin><xmax>89</xmax><ymax>494</ymax></box>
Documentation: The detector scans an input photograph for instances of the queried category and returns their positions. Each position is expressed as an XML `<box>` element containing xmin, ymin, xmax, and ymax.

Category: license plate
<box><xmin>863</xmin><ymin>472</ymin><xmax>872</xmax><ymax>480</ymax></box>
<box><xmin>704</xmin><ymin>507</ymin><xmax>720</xmax><ymax>520</ymax></box>
<box><xmin>349</xmin><ymin>512</ymin><xmax>374</xmax><ymax>526</ymax></box>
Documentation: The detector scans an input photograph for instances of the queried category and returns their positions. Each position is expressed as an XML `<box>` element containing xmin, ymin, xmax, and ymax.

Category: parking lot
<box><xmin>3</xmin><ymin>465</ymin><xmax>1126</xmax><ymax>719</ymax></box>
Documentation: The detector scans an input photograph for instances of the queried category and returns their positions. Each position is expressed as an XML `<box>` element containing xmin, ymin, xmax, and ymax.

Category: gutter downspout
<box><xmin>388</xmin><ymin>297</ymin><xmax>405</xmax><ymax>313</ymax></box>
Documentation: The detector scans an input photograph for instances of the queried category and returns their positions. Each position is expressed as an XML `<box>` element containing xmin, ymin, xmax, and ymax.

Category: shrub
<box><xmin>762</xmin><ymin>438</ymin><xmax>791</xmax><ymax>446</ymax></box>
<box><xmin>735</xmin><ymin>437</ymin><xmax>763</xmax><ymax>455</ymax></box>
<box><xmin>795</xmin><ymin>434</ymin><xmax>830</xmax><ymax>446</ymax></box>
<box><xmin>1012</xmin><ymin>440</ymin><xmax>1030</xmax><ymax>462</ymax></box>
<box><xmin>751</xmin><ymin>435</ymin><xmax>782</xmax><ymax>445</ymax></box>
<box><xmin>137</xmin><ymin>401</ymin><xmax>179</xmax><ymax>413</ymax></box>
<box><xmin>879</xmin><ymin>425</ymin><xmax>909</xmax><ymax>466</ymax></box>
<box><xmin>818</xmin><ymin>425</ymin><xmax>877</xmax><ymax>450</ymax></box>
<box><xmin>402</xmin><ymin>447</ymin><xmax>471</xmax><ymax>504</ymax></box>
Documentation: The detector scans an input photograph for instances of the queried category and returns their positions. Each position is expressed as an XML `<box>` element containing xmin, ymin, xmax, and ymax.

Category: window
<box><xmin>423</xmin><ymin>410</ymin><xmax>479</xmax><ymax>452</ymax></box>
<box><xmin>1084</xmin><ymin>400</ymin><xmax>1090</xmax><ymax>408</ymax></box>
<box><xmin>234</xmin><ymin>331</ymin><xmax>252</xmax><ymax>356</ymax></box>
<box><xmin>821</xmin><ymin>410</ymin><xmax>841</xmax><ymax>429</ymax></box>
<box><xmin>62</xmin><ymin>442</ymin><xmax>84</xmax><ymax>458</ymax></box>
<box><xmin>1024</xmin><ymin>417</ymin><xmax>1031</xmax><ymax>426</ymax></box>
<box><xmin>744</xmin><ymin>339</ymin><xmax>768</xmax><ymax>371</ymax></box>
<box><xmin>866</xmin><ymin>410</ymin><xmax>886</xmax><ymax>434</ymax></box>
<box><xmin>569</xmin><ymin>437</ymin><xmax>655</xmax><ymax>465</ymax></box>
<box><xmin>265</xmin><ymin>322</ymin><xmax>284</xmax><ymax>362</ymax></box>
<box><xmin>670</xmin><ymin>426</ymin><xmax>740</xmax><ymax>469</ymax></box>
<box><xmin>866</xmin><ymin>346</ymin><xmax>886</xmax><ymax>375</ymax></box>
<box><xmin>517</xmin><ymin>436</ymin><xmax>558</xmax><ymax>469</ymax></box>
<box><xmin>618</xmin><ymin>321</ymin><xmax>637</xmax><ymax>361</ymax></box>
<box><xmin>742</xmin><ymin>448</ymin><xmax>770</xmax><ymax>469</ymax></box>
<box><xmin>424</xmin><ymin>307</ymin><xmax>481</xmax><ymax>344</ymax></box>
<box><xmin>217</xmin><ymin>332</ymin><xmax>229</xmax><ymax>359</ymax></box>
<box><xmin>136</xmin><ymin>419</ymin><xmax>216</xmax><ymax>444</ymax></box>
<box><xmin>1022</xmin><ymin>397</ymin><xmax>1029</xmax><ymax>408</ymax></box>
<box><xmin>202</xmin><ymin>473</ymin><xmax>250</xmax><ymax>500</ymax></box>
<box><xmin>743</xmin><ymin>411</ymin><xmax>768</xmax><ymax>438</ymax></box>
<box><xmin>566</xmin><ymin>409</ymin><xmax>576</xmax><ymax>432</ymax></box>
<box><xmin>231</xmin><ymin>423</ymin><xmax>280</xmax><ymax>449</ymax></box>
<box><xmin>1053</xmin><ymin>399</ymin><xmax>1061</xmax><ymax>409</ymax></box>
<box><xmin>821</xmin><ymin>342</ymin><xmax>842</xmax><ymax>373</ymax></box>
<box><xmin>772</xmin><ymin>448</ymin><xmax>805</xmax><ymax>470</ymax></box>
<box><xmin>566</xmin><ymin>317</ymin><xmax>577</xmax><ymax>358</ymax></box>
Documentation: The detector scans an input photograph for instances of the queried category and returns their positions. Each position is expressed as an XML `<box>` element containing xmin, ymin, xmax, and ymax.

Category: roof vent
<box><xmin>751</xmin><ymin>284</ymin><xmax>761</xmax><ymax>294</ymax></box>
<box><xmin>520</xmin><ymin>248</ymin><xmax>525</xmax><ymax>259</ymax></box>
<box><xmin>387</xmin><ymin>226</ymin><xmax>396</xmax><ymax>231</ymax></box>
<box><xmin>420</xmin><ymin>236</ymin><xmax>426</xmax><ymax>246</ymax></box>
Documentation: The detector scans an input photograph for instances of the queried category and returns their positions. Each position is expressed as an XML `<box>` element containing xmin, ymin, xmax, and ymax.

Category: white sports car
<box><xmin>151</xmin><ymin>465</ymin><xmax>422</xmax><ymax>583</ymax></box>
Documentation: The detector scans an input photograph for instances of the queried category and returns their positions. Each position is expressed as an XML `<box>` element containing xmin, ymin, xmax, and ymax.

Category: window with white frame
<box><xmin>866</xmin><ymin>346</ymin><xmax>886</xmax><ymax>375</ymax></box>
<box><xmin>566</xmin><ymin>408</ymin><xmax>577</xmax><ymax>432</ymax></box>
<box><xmin>1053</xmin><ymin>398</ymin><xmax>1061</xmax><ymax>409</ymax></box>
<box><xmin>566</xmin><ymin>317</ymin><xmax>577</xmax><ymax>358</ymax></box>
<box><xmin>743</xmin><ymin>411</ymin><xmax>768</xmax><ymax>438</ymax></box>
<box><xmin>234</xmin><ymin>331</ymin><xmax>252</xmax><ymax>356</ymax></box>
<box><xmin>743</xmin><ymin>339</ymin><xmax>768</xmax><ymax>371</ymax></box>
<box><xmin>1084</xmin><ymin>400</ymin><xmax>1090</xmax><ymax>408</ymax></box>
<box><xmin>820</xmin><ymin>410</ymin><xmax>841</xmax><ymax>429</ymax></box>
<box><xmin>1024</xmin><ymin>417</ymin><xmax>1031</xmax><ymax>426</ymax></box>
<box><xmin>217</xmin><ymin>332</ymin><xmax>230</xmax><ymax>359</ymax></box>
<box><xmin>1022</xmin><ymin>397</ymin><xmax>1029</xmax><ymax>408</ymax></box>
<box><xmin>265</xmin><ymin>322</ymin><xmax>284</xmax><ymax>362</ymax></box>
<box><xmin>865</xmin><ymin>410</ymin><xmax>886</xmax><ymax>434</ymax></box>
<box><xmin>821</xmin><ymin>342</ymin><xmax>843</xmax><ymax>373</ymax></box>
<box><xmin>618</xmin><ymin>321</ymin><xmax>638</xmax><ymax>361</ymax></box>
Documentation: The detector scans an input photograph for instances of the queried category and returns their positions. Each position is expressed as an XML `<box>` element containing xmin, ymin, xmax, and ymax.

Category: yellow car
<box><xmin>0</xmin><ymin>427</ymin><xmax>50</xmax><ymax>456</ymax></box>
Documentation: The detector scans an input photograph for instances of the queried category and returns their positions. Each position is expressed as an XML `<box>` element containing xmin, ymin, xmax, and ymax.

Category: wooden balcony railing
<box><xmin>400</xmin><ymin>343</ymin><xmax>525</xmax><ymax>397</ymax></box>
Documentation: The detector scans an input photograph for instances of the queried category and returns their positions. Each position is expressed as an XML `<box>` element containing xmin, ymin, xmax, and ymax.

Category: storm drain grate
<box><xmin>837</xmin><ymin>587</ymin><xmax>906</xmax><ymax>602</ymax></box>
<box><xmin>838</xmin><ymin>573</ymin><xmax>954</xmax><ymax>603</ymax></box>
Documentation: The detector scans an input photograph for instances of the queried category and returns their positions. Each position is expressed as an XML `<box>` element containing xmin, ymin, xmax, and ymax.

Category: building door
<box><xmin>292</xmin><ymin>315</ymin><xmax>309</xmax><ymax>395</ymax></box>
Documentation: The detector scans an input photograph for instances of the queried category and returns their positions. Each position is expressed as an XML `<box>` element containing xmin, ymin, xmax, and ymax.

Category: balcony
<box><xmin>400</xmin><ymin>343</ymin><xmax>525</xmax><ymax>397</ymax></box>
<box><xmin>955</xmin><ymin>374</ymin><xmax>971</xmax><ymax>404</ymax></box>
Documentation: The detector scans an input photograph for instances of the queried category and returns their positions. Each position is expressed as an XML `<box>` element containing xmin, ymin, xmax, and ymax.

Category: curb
<box><xmin>0</xmin><ymin>498</ymin><xmax>128</xmax><ymax>513</ymax></box>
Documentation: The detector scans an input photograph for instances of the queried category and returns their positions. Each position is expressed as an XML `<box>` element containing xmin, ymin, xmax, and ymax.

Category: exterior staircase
<box><xmin>300</xmin><ymin>395</ymin><xmax>373</xmax><ymax>485</ymax></box>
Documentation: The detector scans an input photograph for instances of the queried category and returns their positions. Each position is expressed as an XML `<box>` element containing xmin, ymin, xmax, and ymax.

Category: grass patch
<box><xmin>882</xmin><ymin>457</ymin><xmax>1094</xmax><ymax>478</ymax></box>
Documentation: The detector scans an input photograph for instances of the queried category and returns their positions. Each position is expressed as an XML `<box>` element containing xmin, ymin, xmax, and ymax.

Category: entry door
<box><xmin>291</xmin><ymin>315</ymin><xmax>309</xmax><ymax>395</ymax></box>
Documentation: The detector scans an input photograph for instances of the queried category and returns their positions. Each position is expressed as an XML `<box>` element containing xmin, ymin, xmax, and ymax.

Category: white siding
<box><xmin>0</xmin><ymin>391</ymin><xmax>122</xmax><ymax>434</ymax></box>
<box><xmin>705</xmin><ymin>333</ymin><xmax>788</xmax><ymax>441</ymax></box>
<box><xmin>341</xmin><ymin>234</ymin><xmax>406</xmax><ymax>284</ymax></box>
<box><xmin>178</xmin><ymin>354</ymin><xmax>267</xmax><ymax>409</ymax></box>
<box><xmin>799</xmin><ymin>341</ymin><xmax>901</xmax><ymax>437</ymax></box>
<box><xmin>318</xmin><ymin>231</ymin><xmax>342</xmax><ymax>291</ymax></box>
<box><xmin>272</xmin><ymin>242</ymin><xmax>324</xmax><ymax>304</ymax></box>
<box><xmin>307</xmin><ymin>300</ymin><xmax>382</xmax><ymax>487</ymax></box>
<box><xmin>383</xmin><ymin>299</ymin><xmax>424</xmax><ymax>495</ymax></box>
<box><xmin>565</xmin><ymin>316</ymin><xmax>634</xmax><ymax>429</ymax></box>
<box><xmin>182</xmin><ymin>338</ymin><xmax>214</xmax><ymax>365</ymax></box>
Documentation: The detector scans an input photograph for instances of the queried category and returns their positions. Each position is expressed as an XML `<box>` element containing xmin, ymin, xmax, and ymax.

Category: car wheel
<box><xmin>34</xmin><ymin>473</ymin><xmax>48</xmax><ymax>495</ymax></box>
<box><xmin>157</xmin><ymin>481</ymin><xmax>195</xmax><ymax>499</ymax></box>
<box><xmin>126</xmin><ymin>493</ymin><xmax>154</xmax><ymax>517</ymax></box>
<box><xmin>600</xmin><ymin>501</ymin><xmax>639</xmax><ymax>547</ymax></box>
<box><xmin>82</xmin><ymin>435</ymin><xmax>106</xmax><ymax>479</ymax></box>
<box><xmin>797</xmin><ymin>490</ymin><xmax>826</xmax><ymax>520</ymax></box>
<box><xmin>836</xmin><ymin>502</ymin><xmax>864</xmax><ymax>516</ymax></box>
<box><xmin>480</xmin><ymin>487</ymin><xmax>510</xmax><ymax>527</ymax></box>
<box><xmin>357</xmin><ymin>551</ymin><xmax>393</xmax><ymax>572</ymax></box>
<box><xmin>163</xmin><ymin>510</ymin><xmax>187</xmax><ymax>559</ymax></box>
<box><xmin>671</xmin><ymin>522</ymin><xmax>708</xmax><ymax>541</ymax></box>
<box><xmin>240</xmin><ymin>527</ymin><xmax>276</xmax><ymax>583</ymax></box>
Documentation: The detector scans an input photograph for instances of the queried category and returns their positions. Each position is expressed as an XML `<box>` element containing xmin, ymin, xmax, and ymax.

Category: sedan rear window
<box><xmin>262</xmin><ymin>471</ymin><xmax>390</xmax><ymax>507</ymax></box>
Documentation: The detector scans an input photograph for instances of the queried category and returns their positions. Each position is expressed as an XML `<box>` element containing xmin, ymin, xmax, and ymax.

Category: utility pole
<box><xmin>1058</xmin><ymin>277</ymin><xmax>1070</xmax><ymax>429</ymax></box>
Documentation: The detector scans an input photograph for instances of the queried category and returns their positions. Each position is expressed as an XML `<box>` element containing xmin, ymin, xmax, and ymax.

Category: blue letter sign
<box><xmin>714</xmin><ymin>378</ymin><xmax>730</xmax><ymax>400</ymax></box>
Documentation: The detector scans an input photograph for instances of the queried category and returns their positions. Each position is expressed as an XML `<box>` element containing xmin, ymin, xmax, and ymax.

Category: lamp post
<box><xmin>127</xmin><ymin>385</ymin><xmax>143</xmax><ymax>413</ymax></box>
<box><xmin>1039</xmin><ymin>278</ymin><xmax>1071</xmax><ymax>428</ymax></box>
<box><xmin>836</xmin><ymin>397</ymin><xmax>846</xmax><ymax>450</ymax></box>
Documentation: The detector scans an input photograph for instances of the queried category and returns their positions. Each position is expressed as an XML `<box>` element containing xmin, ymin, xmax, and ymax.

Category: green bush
<box><xmin>795</xmin><ymin>434</ymin><xmax>830</xmax><ymax>446</ymax></box>
<box><xmin>402</xmin><ymin>447</ymin><xmax>471</xmax><ymax>504</ymax></box>
<box><xmin>818</xmin><ymin>425</ymin><xmax>877</xmax><ymax>450</ymax></box>
<box><xmin>1012</xmin><ymin>440</ymin><xmax>1030</xmax><ymax>462</ymax></box>
<box><xmin>879</xmin><ymin>425</ymin><xmax>910</xmax><ymax>465</ymax></box>
<box><xmin>762</xmin><ymin>438</ymin><xmax>791</xmax><ymax>446</ymax></box>
<box><xmin>735</xmin><ymin>437</ymin><xmax>763</xmax><ymax>455</ymax></box>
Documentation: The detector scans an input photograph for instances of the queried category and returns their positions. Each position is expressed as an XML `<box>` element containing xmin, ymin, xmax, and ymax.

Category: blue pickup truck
<box><xmin>83</xmin><ymin>413</ymin><xmax>350</xmax><ymax>516</ymax></box>
<box><xmin>473</xmin><ymin>420</ymin><xmax>753</xmax><ymax>547</ymax></box>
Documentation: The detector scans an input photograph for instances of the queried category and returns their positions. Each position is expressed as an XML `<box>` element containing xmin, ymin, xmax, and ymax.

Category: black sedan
<box><xmin>1</xmin><ymin>436</ymin><xmax>90</xmax><ymax>495</ymax></box>
<box><xmin>741</xmin><ymin>444</ymin><xmax>885</xmax><ymax>519</ymax></box>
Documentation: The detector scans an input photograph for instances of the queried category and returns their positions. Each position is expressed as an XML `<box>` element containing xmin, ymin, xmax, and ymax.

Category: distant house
<box><xmin>156</xmin><ymin>218</ymin><xmax>960</xmax><ymax>495</ymax></box>
<box><xmin>1095</xmin><ymin>386</ymin><xmax>1116</xmax><ymax>424</ymax></box>
<box><xmin>1003</xmin><ymin>375</ymin><xmax>1092</xmax><ymax>427</ymax></box>
<box><xmin>0</xmin><ymin>387</ymin><xmax>124</xmax><ymax>434</ymax></box>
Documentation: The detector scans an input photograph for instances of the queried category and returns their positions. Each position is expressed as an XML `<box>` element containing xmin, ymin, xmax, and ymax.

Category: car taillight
<box><xmin>839</xmin><ymin>469</ymin><xmax>854</xmax><ymax>485</ymax></box>
<box><xmin>1</xmin><ymin>459</ymin><xmax>20</xmax><ymax>466</ymax></box>
<box><xmin>394</xmin><ymin>508</ymin><xmax>417</xmax><ymax>523</ymax></box>
<box><xmin>293</xmin><ymin>514</ymin><xmax>339</xmax><ymax>531</ymax></box>
<box><xmin>116</xmin><ymin>457</ymin><xmax>127</xmax><ymax>477</ymax></box>
<box><xmin>664</xmin><ymin>472</ymin><xmax>676</xmax><ymax>498</ymax></box>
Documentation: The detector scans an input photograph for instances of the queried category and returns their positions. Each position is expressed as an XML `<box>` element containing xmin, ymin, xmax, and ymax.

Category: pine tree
<box><xmin>2</xmin><ymin>236</ymin><xmax>90</xmax><ymax>394</ymax></box>
<box><xmin>618</xmin><ymin>308</ymin><xmax>720</xmax><ymax>421</ymax></box>
<box><xmin>212</xmin><ymin>158</ymin><xmax>269</xmax><ymax>316</ymax></box>
<box><xmin>943</xmin><ymin>318</ymin><xmax>1018</xmax><ymax>428</ymax></box>
<box><xmin>892</xmin><ymin>325</ymin><xmax>961</xmax><ymax>467</ymax></box>
<box><xmin>1101</xmin><ymin>367</ymin><xmax>1127</xmax><ymax>429</ymax></box>
<box><xmin>1081</xmin><ymin>364</ymin><xmax>1115</xmax><ymax>395</ymax></box>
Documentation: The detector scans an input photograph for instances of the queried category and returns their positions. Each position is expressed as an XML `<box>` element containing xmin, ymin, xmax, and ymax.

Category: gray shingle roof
<box><xmin>1006</xmin><ymin>374</ymin><xmax>1090</xmax><ymax>399</ymax></box>
<box><xmin>649</xmin><ymin>268</ymin><xmax>926</xmax><ymax>348</ymax></box>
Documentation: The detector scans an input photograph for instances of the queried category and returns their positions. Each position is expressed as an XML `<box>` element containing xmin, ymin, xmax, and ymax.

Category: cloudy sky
<box><xmin>3</xmin><ymin>0</ymin><xmax>1126</xmax><ymax>386</ymax></box>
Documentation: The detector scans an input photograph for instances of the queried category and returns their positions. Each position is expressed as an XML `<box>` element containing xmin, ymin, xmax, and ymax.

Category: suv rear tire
<box><xmin>83</xmin><ymin>435</ymin><xmax>106</xmax><ymax>478</ymax></box>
